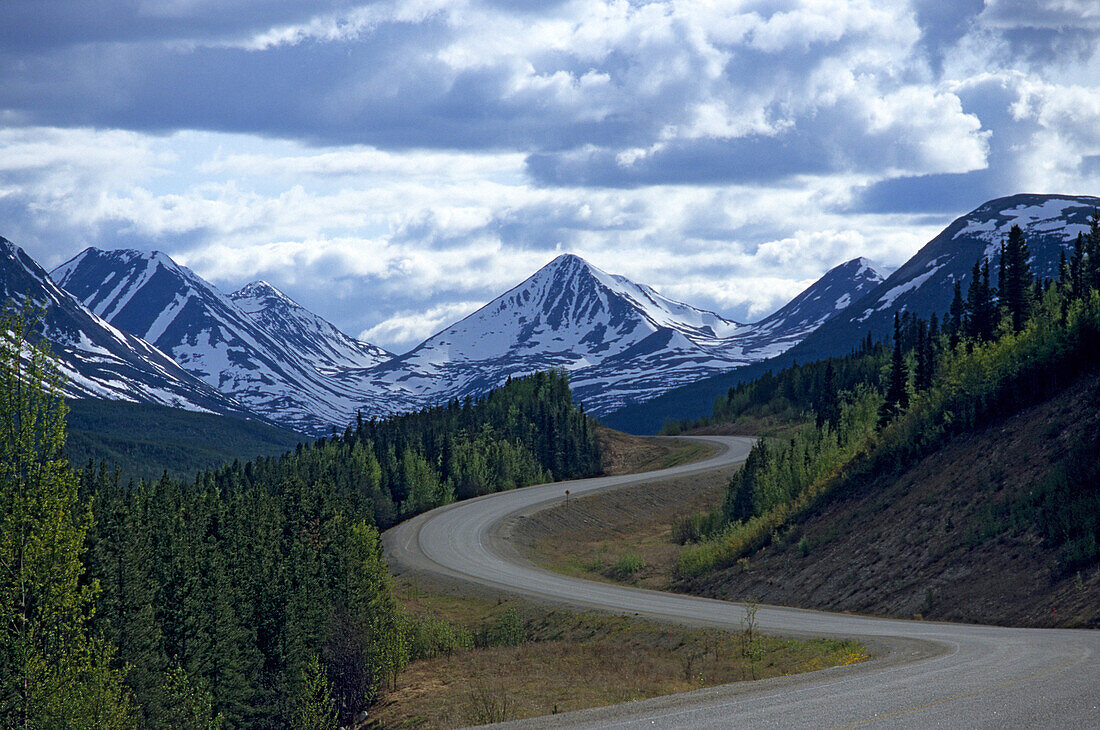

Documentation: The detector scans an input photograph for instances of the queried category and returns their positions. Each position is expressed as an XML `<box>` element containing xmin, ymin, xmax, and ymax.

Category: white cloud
<box><xmin>0</xmin><ymin>0</ymin><xmax>1096</xmax><ymax>353</ymax></box>
<box><xmin>359</xmin><ymin>300</ymin><xmax>482</xmax><ymax>351</ymax></box>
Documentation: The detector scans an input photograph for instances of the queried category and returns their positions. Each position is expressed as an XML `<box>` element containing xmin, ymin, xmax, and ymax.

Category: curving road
<box><xmin>383</xmin><ymin>436</ymin><xmax>1100</xmax><ymax>728</ymax></box>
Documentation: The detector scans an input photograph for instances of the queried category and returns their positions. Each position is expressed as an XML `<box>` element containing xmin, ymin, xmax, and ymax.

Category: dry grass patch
<box><xmin>517</xmin><ymin>469</ymin><xmax>735</xmax><ymax>591</ymax></box>
<box><xmin>372</xmin><ymin>578</ymin><xmax>867</xmax><ymax>729</ymax></box>
<box><xmin>595</xmin><ymin>426</ymin><xmax>717</xmax><ymax>476</ymax></box>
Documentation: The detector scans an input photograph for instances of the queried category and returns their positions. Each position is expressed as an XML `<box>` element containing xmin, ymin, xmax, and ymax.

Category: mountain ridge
<box><xmin>350</xmin><ymin>252</ymin><xmax>882</xmax><ymax>415</ymax></box>
<box><xmin>0</xmin><ymin>238</ymin><xmax>256</xmax><ymax>419</ymax></box>
<box><xmin>601</xmin><ymin>192</ymin><xmax>1100</xmax><ymax>433</ymax></box>
<box><xmin>51</xmin><ymin>247</ymin><xmax>411</xmax><ymax>434</ymax></box>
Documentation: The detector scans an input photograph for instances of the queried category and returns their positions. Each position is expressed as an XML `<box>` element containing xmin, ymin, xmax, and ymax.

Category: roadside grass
<box><xmin>373</xmin><ymin>576</ymin><xmax>868</xmax><ymax>729</ymax></box>
<box><xmin>595</xmin><ymin>426</ymin><xmax>718</xmax><ymax>476</ymax></box>
<box><xmin>525</xmin><ymin>472</ymin><xmax>732</xmax><ymax>592</ymax></box>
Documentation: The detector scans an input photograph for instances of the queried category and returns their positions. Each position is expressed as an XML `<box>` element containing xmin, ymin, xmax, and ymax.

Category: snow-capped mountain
<box><xmin>229</xmin><ymin>280</ymin><xmax>392</xmax><ymax>374</ymax></box>
<box><xmin>52</xmin><ymin>248</ymin><xmax>409</xmax><ymax>434</ymax></box>
<box><xmin>602</xmin><ymin>193</ymin><xmax>1099</xmax><ymax>433</ymax></box>
<box><xmin>0</xmin><ymin>238</ymin><xmax>255</xmax><ymax>418</ymax></box>
<box><xmin>352</xmin><ymin>253</ymin><xmax>881</xmax><ymax>415</ymax></box>
<box><xmin>744</xmin><ymin>257</ymin><xmax>884</xmax><ymax>352</ymax></box>
<box><xmin>793</xmin><ymin>193</ymin><xmax>1100</xmax><ymax>362</ymax></box>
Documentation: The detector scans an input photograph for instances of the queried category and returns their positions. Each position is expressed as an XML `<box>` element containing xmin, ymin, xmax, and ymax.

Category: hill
<box><xmin>65</xmin><ymin>399</ymin><xmax>304</xmax><ymax>481</ymax></box>
<box><xmin>667</xmin><ymin>215</ymin><xmax>1100</xmax><ymax>626</ymax></box>
<box><xmin>679</xmin><ymin>365</ymin><xmax>1100</xmax><ymax>627</ymax></box>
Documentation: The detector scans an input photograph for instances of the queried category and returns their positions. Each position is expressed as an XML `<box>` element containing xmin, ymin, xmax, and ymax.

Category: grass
<box><xmin>373</xmin><ymin>576</ymin><xmax>868</xmax><ymax>729</ymax></box>
<box><xmin>521</xmin><ymin>472</ymin><xmax>733</xmax><ymax>592</ymax></box>
<box><xmin>595</xmin><ymin>426</ymin><xmax>718</xmax><ymax>476</ymax></box>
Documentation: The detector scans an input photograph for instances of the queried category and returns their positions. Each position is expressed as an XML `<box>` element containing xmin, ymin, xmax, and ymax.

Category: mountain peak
<box><xmin>231</xmin><ymin>280</ymin><xmax>297</xmax><ymax>308</ymax></box>
<box><xmin>548</xmin><ymin>252</ymin><xmax>587</xmax><ymax>267</ymax></box>
<box><xmin>229</xmin><ymin>280</ymin><xmax>393</xmax><ymax>373</ymax></box>
<box><xmin>537</xmin><ymin>252</ymin><xmax>599</xmax><ymax>279</ymax></box>
<box><xmin>750</xmin><ymin>255</ymin><xmax>884</xmax><ymax>342</ymax></box>
<box><xmin>0</xmin><ymin>236</ymin><xmax>254</xmax><ymax>417</ymax></box>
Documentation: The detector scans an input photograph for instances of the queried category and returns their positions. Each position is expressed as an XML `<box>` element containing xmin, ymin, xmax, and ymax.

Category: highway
<box><xmin>383</xmin><ymin>436</ymin><xmax>1100</xmax><ymax>728</ymax></box>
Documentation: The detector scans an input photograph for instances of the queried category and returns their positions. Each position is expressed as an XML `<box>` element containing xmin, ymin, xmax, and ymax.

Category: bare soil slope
<box><xmin>680</xmin><ymin>369</ymin><xmax>1100</xmax><ymax>628</ymax></box>
<box><xmin>594</xmin><ymin>426</ymin><xmax>716</xmax><ymax>475</ymax></box>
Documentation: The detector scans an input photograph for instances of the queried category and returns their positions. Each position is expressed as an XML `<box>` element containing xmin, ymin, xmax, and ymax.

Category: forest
<box><xmin>676</xmin><ymin>220</ymin><xmax>1100</xmax><ymax>580</ymax></box>
<box><xmin>0</xmin><ymin>348</ymin><xmax>600</xmax><ymax>729</ymax></box>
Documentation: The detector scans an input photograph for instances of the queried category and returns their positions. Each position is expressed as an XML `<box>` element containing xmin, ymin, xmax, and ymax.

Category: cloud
<box><xmin>0</xmin><ymin>1</ymin><xmax>1097</xmax><ymax>353</ymax></box>
<box><xmin>358</xmin><ymin>301</ymin><xmax>484</xmax><ymax>350</ymax></box>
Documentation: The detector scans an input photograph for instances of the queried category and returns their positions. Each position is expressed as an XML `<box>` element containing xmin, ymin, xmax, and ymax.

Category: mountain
<box><xmin>51</xmin><ymin>248</ymin><xmax>409</xmax><ymax>434</ymax></box>
<box><xmin>792</xmin><ymin>193</ymin><xmax>1099</xmax><ymax>361</ymax></box>
<box><xmin>0</xmin><ymin>237</ymin><xmax>255</xmax><ymax>418</ymax></box>
<box><xmin>44</xmin><ymin>247</ymin><xmax>880</xmax><ymax>429</ymax></box>
<box><xmin>602</xmin><ymin>193</ymin><xmax>1099</xmax><ymax>433</ymax></box>
<box><xmin>229</xmin><ymin>280</ymin><xmax>392</xmax><ymax>374</ymax></box>
<box><xmin>353</xmin><ymin>253</ymin><xmax>882</xmax><ymax>415</ymax></box>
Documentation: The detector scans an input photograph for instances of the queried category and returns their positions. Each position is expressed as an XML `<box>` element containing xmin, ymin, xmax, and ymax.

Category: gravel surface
<box><xmin>384</xmin><ymin>436</ymin><xmax>1100</xmax><ymax>729</ymax></box>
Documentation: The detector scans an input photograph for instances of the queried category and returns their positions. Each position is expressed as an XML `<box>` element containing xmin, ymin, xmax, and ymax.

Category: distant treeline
<box><xmin>2</xmin><ymin>359</ymin><xmax>600</xmax><ymax>729</ymax></box>
<box><xmin>676</xmin><ymin>219</ymin><xmax>1100</xmax><ymax>580</ymax></box>
<box><xmin>64</xmin><ymin>398</ymin><xmax>304</xmax><ymax>482</ymax></box>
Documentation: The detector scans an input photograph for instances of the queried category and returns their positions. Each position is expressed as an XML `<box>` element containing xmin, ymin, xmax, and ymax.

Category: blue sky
<box><xmin>1</xmin><ymin>0</ymin><xmax>1097</xmax><ymax>352</ymax></box>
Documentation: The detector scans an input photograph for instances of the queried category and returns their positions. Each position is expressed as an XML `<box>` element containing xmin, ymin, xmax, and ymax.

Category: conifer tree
<box><xmin>881</xmin><ymin>312</ymin><xmax>909</xmax><ymax>424</ymax></box>
<box><xmin>948</xmin><ymin>281</ymin><xmax>965</xmax><ymax>347</ymax></box>
<box><xmin>965</xmin><ymin>258</ymin><xmax>996</xmax><ymax>342</ymax></box>
<box><xmin>999</xmin><ymin>224</ymin><xmax>1033</xmax><ymax>331</ymax></box>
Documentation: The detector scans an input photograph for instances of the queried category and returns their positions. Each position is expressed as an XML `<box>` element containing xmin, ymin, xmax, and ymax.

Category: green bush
<box><xmin>609</xmin><ymin>551</ymin><xmax>646</xmax><ymax>580</ymax></box>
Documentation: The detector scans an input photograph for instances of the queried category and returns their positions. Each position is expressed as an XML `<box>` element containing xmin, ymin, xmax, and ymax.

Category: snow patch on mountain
<box><xmin>0</xmin><ymin>238</ymin><xmax>255</xmax><ymax>419</ymax></box>
<box><xmin>53</xmin><ymin>248</ymin><xmax>405</xmax><ymax>434</ymax></box>
<box><xmin>352</xmin><ymin>254</ymin><xmax>882</xmax><ymax>415</ymax></box>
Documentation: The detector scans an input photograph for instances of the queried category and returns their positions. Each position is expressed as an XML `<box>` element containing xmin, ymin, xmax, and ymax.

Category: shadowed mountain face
<box><xmin>793</xmin><ymin>194</ymin><xmax>1100</xmax><ymax>362</ymax></box>
<box><xmin>229</xmin><ymin>280</ymin><xmax>392</xmax><ymax>375</ymax></box>
<box><xmin>601</xmin><ymin>193</ymin><xmax>1100</xmax><ymax>433</ymax></box>
<box><xmin>52</xmin><ymin>247</ymin><xmax>411</xmax><ymax>434</ymax></box>
<box><xmin>0</xmin><ymin>238</ymin><xmax>254</xmax><ymax>419</ymax></box>
<box><xmin>351</xmin><ymin>253</ymin><xmax>882</xmax><ymax>415</ymax></box>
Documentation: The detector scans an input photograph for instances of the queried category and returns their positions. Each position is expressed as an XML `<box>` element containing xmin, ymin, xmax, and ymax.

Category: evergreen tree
<box><xmin>881</xmin><ymin>312</ymin><xmax>909</xmax><ymax>424</ymax></box>
<box><xmin>948</xmin><ymin>281</ymin><xmax>965</xmax><ymax>348</ymax></box>
<box><xmin>999</xmin><ymin>224</ymin><xmax>1033</xmax><ymax>331</ymax></box>
<box><xmin>965</xmin><ymin>258</ymin><xmax>996</xmax><ymax>342</ymax></box>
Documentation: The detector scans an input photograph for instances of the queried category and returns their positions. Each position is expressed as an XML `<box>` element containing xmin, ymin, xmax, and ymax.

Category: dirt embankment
<box><xmin>682</xmin><ymin>370</ymin><xmax>1100</xmax><ymax>628</ymax></box>
<box><xmin>594</xmin><ymin>426</ymin><xmax>716</xmax><ymax>476</ymax></box>
<box><xmin>522</xmin><ymin>372</ymin><xmax>1100</xmax><ymax>628</ymax></box>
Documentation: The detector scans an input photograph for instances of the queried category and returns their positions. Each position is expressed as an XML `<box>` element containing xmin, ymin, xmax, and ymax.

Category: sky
<box><xmin>1</xmin><ymin>0</ymin><xmax>1097</xmax><ymax>354</ymax></box>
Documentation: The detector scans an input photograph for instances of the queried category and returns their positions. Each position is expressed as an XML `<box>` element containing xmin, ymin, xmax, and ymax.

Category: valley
<box><xmin>5</xmin><ymin>4</ymin><xmax>1099</xmax><ymax>728</ymax></box>
<box><xmin>386</xmin><ymin>436</ymin><xmax>1100</xmax><ymax>728</ymax></box>
<box><xmin>3</xmin><ymin>192</ymin><xmax>1098</xmax><ymax>728</ymax></box>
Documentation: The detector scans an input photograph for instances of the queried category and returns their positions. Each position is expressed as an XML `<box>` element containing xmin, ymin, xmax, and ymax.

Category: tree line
<box><xmin>677</xmin><ymin>217</ymin><xmax>1100</xmax><ymax>579</ymax></box>
<box><xmin>1</xmin><ymin>348</ymin><xmax>601</xmax><ymax>729</ymax></box>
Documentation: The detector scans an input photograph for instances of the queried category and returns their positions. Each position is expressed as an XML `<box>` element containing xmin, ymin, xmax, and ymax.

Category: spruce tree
<box><xmin>948</xmin><ymin>281</ymin><xmax>965</xmax><ymax>347</ymax></box>
<box><xmin>965</xmin><ymin>258</ymin><xmax>996</xmax><ymax>342</ymax></box>
<box><xmin>999</xmin><ymin>225</ymin><xmax>1033</xmax><ymax>332</ymax></box>
<box><xmin>880</xmin><ymin>312</ymin><xmax>909</xmax><ymax>424</ymax></box>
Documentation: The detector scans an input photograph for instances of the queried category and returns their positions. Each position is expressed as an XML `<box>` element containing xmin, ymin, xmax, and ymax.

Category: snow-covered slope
<box><xmin>45</xmin><ymin>247</ymin><xmax>880</xmax><ymax>426</ymax></box>
<box><xmin>230</xmin><ymin>280</ymin><xmax>392</xmax><ymax>374</ymax></box>
<box><xmin>351</xmin><ymin>254</ymin><xmax>881</xmax><ymax>415</ymax></box>
<box><xmin>52</xmin><ymin>248</ymin><xmax>409</xmax><ymax>434</ymax></box>
<box><xmin>0</xmin><ymin>238</ymin><xmax>255</xmax><ymax>418</ymax></box>
<box><xmin>794</xmin><ymin>193</ymin><xmax>1100</xmax><ymax>362</ymax></box>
